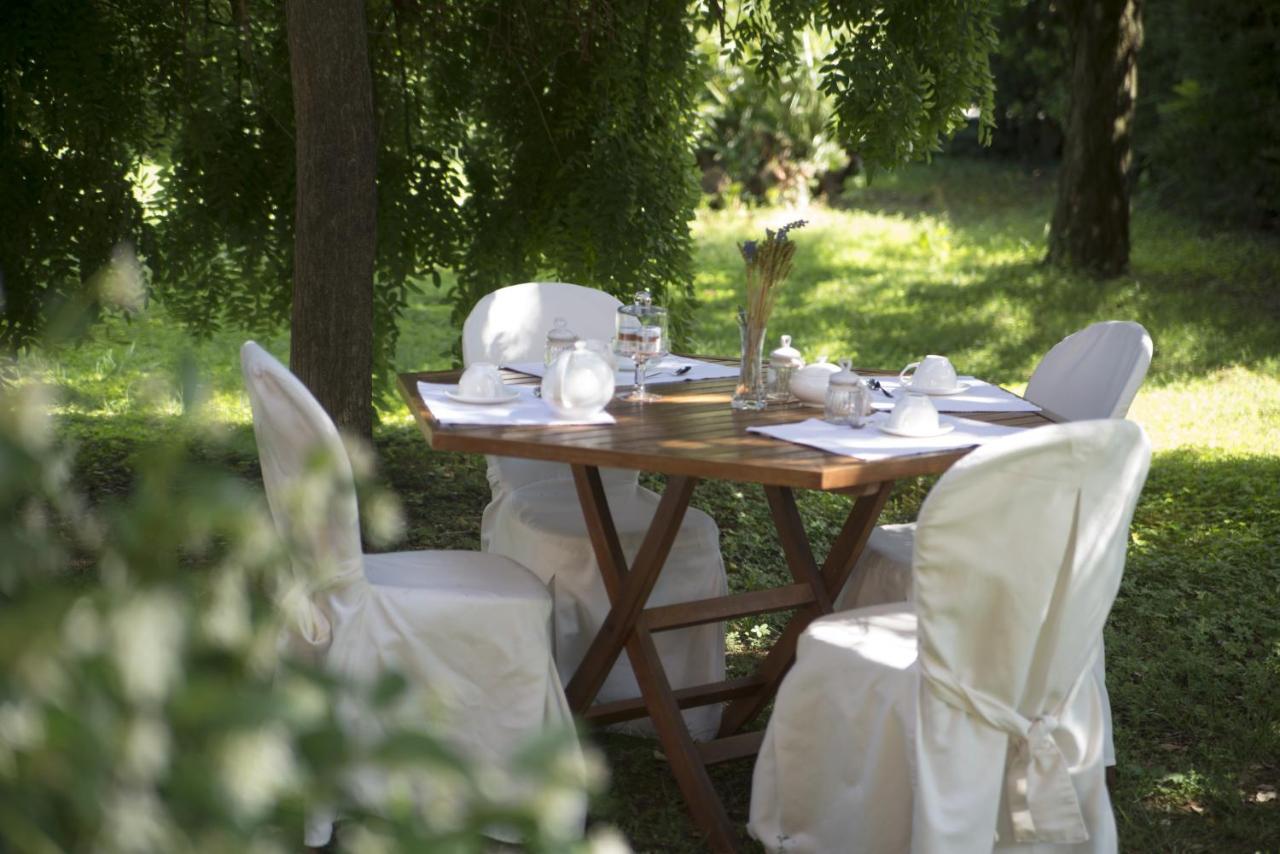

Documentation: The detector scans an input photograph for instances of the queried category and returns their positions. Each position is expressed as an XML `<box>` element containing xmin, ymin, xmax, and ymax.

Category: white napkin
<box><xmin>417</xmin><ymin>382</ymin><xmax>615</xmax><ymax>427</ymax></box>
<box><xmin>748</xmin><ymin>413</ymin><xmax>1026</xmax><ymax>461</ymax></box>
<box><xmin>868</xmin><ymin>375</ymin><xmax>1042</xmax><ymax>413</ymax></box>
<box><xmin>505</xmin><ymin>356</ymin><xmax>740</xmax><ymax>386</ymax></box>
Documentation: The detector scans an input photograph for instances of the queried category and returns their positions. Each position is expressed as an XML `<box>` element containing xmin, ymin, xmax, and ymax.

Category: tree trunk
<box><xmin>1047</xmin><ymin>0</ymin><xmax>1143</xmax><ymax>277</ymax></box>
<box><xmin>285</xmin><ymin>0</ymin><xmax>377</xmax><ymax>438</ymax></box>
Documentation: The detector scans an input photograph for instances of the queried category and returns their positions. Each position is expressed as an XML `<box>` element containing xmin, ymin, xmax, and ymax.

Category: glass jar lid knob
<box><xmin>547</xmin><ymin>316</ymin><xmax>577</xmax><ymax>342</ymax></box>
<box><xmin>770</xmin><ymin>334</ymin><xmax>803</xmax><ymax>367</ymax></box>
<box><xmin>829</xmin><ymin>358</ymin><xmax>864</xmax><ymax>387</ymax></box>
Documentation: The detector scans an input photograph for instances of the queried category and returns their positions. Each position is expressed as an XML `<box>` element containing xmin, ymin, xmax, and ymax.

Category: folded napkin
<box><xmin>417</xmin><ymin>382</ymin><xmax>615</xmax><ymax>427</ymax></box>
<box><xmin>505</xmin><ymin>356</ymin><xmax>740</xmax><ymax>386</ymax></box>
<box><xmin>868</xmin><ymin>375</ymin><xmax>1041</xmax><ymax>414</ymax></box>
<box><xmin>748</xmin><ymin>413</ymin><xmax>1026</xmax><ymax>461</ymax></box>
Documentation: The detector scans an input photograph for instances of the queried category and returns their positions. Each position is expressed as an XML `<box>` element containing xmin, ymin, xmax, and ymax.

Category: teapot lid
<box><xmin>547</xmin><ymin>316</ymin><xmax>578</xmax><ymax>343</ymax></box>
<box><xmin>829</xmin><ymin>358</ymin><xmax>865</xmax><ymax>387</ymax></box>
<box><xmin>797</xmin><ymin>355</ymin><xmax>839</xmax><ymax>374</ymax></box>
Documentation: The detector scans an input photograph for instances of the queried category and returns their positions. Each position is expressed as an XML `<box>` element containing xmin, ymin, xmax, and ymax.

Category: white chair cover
<box><xmin>465</xmin><ymin>282</ymin><xmax>728</xmax><ymax>739</ymax></box>
<box><xmin>240</xmin><ymin>342</ymin><xmax>581</xmax><ymax>846</ymax></box>
<box><xmin>837</xmin><ymin>321</ymin><xmax>1152</xmax><ymax>763</ymax></box>
<box><xmin>1025</xmin><ymin>321</ymin><xmax>1152</xmax><ymax>421</ymax></box>
<box><xmin>750</xmin><ymin>419</ymin><xmax>1151</xmax><ymax>853</ymax></box>
<box><xmin>463</xmin><ymin>281</ymin><xmax>630</xmax><ymax>499</ymax></box>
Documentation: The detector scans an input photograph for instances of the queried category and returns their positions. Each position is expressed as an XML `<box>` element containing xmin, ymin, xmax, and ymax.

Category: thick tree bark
<box><xmin>285</xmin><ymin>0</ymin><xmax>377</xmax><ymax>438</ymax></box>
<box><xmin>1047</xmin><ymin>0</ymin><xmax>1143</xmax><ymax>277</ymax></box>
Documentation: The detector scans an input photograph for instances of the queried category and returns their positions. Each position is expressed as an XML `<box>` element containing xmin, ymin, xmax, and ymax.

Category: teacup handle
<box><xmin>899</xmin><ymin>362</ymin><xmax>920</xmax><ymax>385</ymax></box>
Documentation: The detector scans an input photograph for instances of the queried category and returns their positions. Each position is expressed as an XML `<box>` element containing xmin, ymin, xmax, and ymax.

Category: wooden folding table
<box><xmin>399</xmin><ymin>365</ymin><xmax>1058</xmax><ymax>852</ymax></box>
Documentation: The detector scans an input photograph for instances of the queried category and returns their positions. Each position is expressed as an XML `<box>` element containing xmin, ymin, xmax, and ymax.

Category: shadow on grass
<box><xmin>1108</xmin><ymin>450</ymin><xmax>1280</xmax><ymax>851</ymax></box>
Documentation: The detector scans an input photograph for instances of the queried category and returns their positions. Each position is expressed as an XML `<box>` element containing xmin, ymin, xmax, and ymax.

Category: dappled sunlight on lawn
<box><xmin>26</xmin><ymin>160</ymin><xmax>1280</xmax><ymax>853</ymax></box>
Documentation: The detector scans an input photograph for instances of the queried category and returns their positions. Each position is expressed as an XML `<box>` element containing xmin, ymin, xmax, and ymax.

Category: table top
<box><xmin>397</xmin><ymin>362</ymin><xmax>1060</xmax><ymax>491</ymax></box>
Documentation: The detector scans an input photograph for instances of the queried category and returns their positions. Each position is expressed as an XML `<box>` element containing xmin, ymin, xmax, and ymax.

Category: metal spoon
<box><xmin>868</xmin><ymin>377</ymin><xmax>894</xmax><ymax>399</ymax></box>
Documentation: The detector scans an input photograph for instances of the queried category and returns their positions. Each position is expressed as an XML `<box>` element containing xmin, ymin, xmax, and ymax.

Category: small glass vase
<box><xmin>732</xmin><ymin>318</ymin><xmax>769</xmax><ymax>410</ymax></box>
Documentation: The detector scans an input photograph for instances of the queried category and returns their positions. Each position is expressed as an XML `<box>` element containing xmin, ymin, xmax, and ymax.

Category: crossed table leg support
<box><xmin>565</xmin><ymin>464</ymin><xmax>893</xmax><ymax>852</ymax></box>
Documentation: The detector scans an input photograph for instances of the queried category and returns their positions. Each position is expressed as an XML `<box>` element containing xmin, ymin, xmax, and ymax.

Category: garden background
<box><xmin>4</xmin><ymin>0</ymin><xmax>1279</xmax><ymax>850</ymax></box>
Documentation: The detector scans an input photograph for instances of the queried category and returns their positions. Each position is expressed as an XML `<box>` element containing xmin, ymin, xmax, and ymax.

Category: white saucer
<box><xmin>901</xmin><ymin>380</ymin><xmax>973</xmax><ymax>396</ymax></box>
<box><xmin>445</xmin><ymin>388</ymin><xmax>520</xmax><ymax>405</ymax></box>
<box><xmin>877</xmin><ymin>422</ymin><xmax>956</xmax><ymax>439</ymax></box>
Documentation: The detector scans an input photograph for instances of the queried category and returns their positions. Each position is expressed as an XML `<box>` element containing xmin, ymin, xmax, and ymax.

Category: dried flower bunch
<box><xmin>740</xmin><ymin>219</ymin><xmax>808</xmax><ymax>328</ymax></box>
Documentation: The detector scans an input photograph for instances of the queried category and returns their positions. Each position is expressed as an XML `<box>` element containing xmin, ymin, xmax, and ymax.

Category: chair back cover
<box><xmin>462</xmin><ymin>282</ymin><xmax>629</xmax><ymax>497</ymax></box>
<box><xmin>910</xmin><ymin>419</ymin><xmax>1150</xmax><ymax>849</ymax></box>
<box><xmin>1025</xmin><ymin>321</ymin><xmax>1152</xmax><ymax>420</ymax></box>
<box><xmin>240</xmin><ymin>341</ymin><xmax>365</xmax><ymax>652</ymax></box>
<box><xmin>462</xmin><ymin>281</ymin><xmax>622</xmax><ymax>366</ymax></box>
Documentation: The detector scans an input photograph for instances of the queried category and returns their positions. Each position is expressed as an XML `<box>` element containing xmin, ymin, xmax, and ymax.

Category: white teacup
<box><xmin>899</xmin><ymin>354</ymin><xmax>958</xmax><ymax>393</ymax></box>
<box><xmin>458</xmin><ymin>362</ymin><xmax>505</xmax><ymax>399</ymax></box>
<box><xmin>887</xmin><ymin>392</ymin><xmax>940</xmax><ymax>435</ymax></box>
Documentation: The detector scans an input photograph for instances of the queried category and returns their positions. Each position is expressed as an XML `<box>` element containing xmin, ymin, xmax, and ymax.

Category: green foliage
<box><xmin>975</xmin><ymin>0</ymin><xmax>1280</xmax><ymax>226</ymax></box>
<box><xmin>983</xmin><ymin>0</ymin><xmax>1068</xmax><ymax>160</ymax></box>
<box><xmin>696</xmin><ymin>25</ymin><xmax>849</xmax><ymax>204</ymax></box>
<box><xmin>423</xmin><ymin>0</ymin><xmax>703</xmax><ymax>342</ymax></box>
<box><xmin>717</xmin><ymin>0</ymin><xmax>999</xmax><ymax>168</ymax></box>
<box><xmin>0</xmin><ymin>382</ymin><xmax>598</xmax><ymax>852</ymax></box>
<box><xmin>0</xmin><ymin>1</ymin><xmax>155</xmax><ymax>350</ymax></box>
<box><xmin>2</xmin><ymin>0</ymin><xmax>702</xmax><ymax>366</ymax></box>
<box><xmin>1137</xmin><ymin>0</ymin><xmax>1280</xmax><ymax>227</ymax></box>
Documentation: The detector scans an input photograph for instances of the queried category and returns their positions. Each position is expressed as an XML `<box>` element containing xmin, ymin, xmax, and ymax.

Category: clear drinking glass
<box><xmin>615</xmin><ymin>290</ymin><xmax>669</xmax><ymax>403</ymax></box>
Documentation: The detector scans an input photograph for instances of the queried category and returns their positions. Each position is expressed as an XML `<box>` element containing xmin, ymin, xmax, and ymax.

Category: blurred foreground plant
<box><xmin>0</xmin><ymin>382</ymin><xmax>608</xmax><ymax>853</ymax></box>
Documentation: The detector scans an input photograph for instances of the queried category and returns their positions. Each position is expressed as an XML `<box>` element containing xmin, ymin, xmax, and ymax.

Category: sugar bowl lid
<box><xmin>770</xmin><ymin>335</ymin><xmax>803</xmax><ymax>367</ymax></box>
<box><xmin>828</xmin><ymin>358</ymin><xmax>865</xmax><ymax>387</ymax></box>
<box><xmin>546</xmin><ymin>316</ymin><xmax>578</xmax><ymax>343</ymax></box>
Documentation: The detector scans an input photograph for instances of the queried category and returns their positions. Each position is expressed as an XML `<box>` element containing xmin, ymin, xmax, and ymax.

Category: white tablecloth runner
<box><xmin>418</xmin><ymin>382</ymin><xmax>615</xmax><ymax>427</ymax></box>
<box><xmin>868</xmin><ymin>375</ymin><xmax>1042</xmax><ymax>413</ymax></box>
<box><xmin>505</xmin><ymin>356</ymin><xmax>740</xmax><ymax>386</ymax></box>
<box><xmin>748</xmin><ymin>413</ymin><xmax>1026</xmax><ymax>461</ymax></box>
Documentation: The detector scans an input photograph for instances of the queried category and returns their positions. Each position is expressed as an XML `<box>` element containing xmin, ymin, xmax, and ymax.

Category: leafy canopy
<box><xmin>2</xmin><ymin>0</ymin><xmax>998</xmax><ymax>366</ymax></box>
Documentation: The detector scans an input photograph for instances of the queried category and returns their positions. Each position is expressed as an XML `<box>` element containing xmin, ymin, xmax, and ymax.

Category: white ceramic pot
<box><xmin>791</xmin><ymin>357</ymin><xmax>842</xmax><ymax>405</ymax></box>
<box><xmin>542</xmin><ymin>341</ymin><xmax>616</xmax><ymax>418</ymax></box>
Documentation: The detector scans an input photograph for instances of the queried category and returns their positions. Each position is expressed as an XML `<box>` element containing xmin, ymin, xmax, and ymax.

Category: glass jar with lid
<box><xmin>615</xmin><ymin>290</ymin><xmax>669</xmax><ymax>403</ymax></box>
<box><xmin>544</xmin><ymin>317</ymin><xmax>580</xmax><ymax>367</ymax></box>
<box><xmin>823</xmin><ymin>359</ymin><xmax>872</xmax><ymax>427</ymax></box>
<box><xmin>767</xmin><ymin>334</ymin><xmax>804</xmax><ymax>403</ymax></box>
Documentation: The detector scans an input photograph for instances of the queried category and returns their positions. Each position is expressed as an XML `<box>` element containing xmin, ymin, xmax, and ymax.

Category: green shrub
<box><xmin>0</xmin><ymin>383</ymin><xmax>600</xmax><ymax>853</ymax></box>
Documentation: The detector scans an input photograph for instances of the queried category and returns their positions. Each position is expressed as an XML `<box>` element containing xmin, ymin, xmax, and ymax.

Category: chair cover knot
<box><xmin>1005</xmin><ymin>714</ymin><xmax>1088</xmax><ymax>844</ymax></box>
<box><xmin>279</xmin><ymin>581</ymin><xmax>332</xmax><ymax>648</ymax></box>
<box><xmin>276</xmin><ymin>556</ymin><xmax>366</xmax><ymax>651</ymax></box>
<box><xmin>922</xmin><ymin>662</ymin><xmax>1089</xmax><ymax>845</ymax></box>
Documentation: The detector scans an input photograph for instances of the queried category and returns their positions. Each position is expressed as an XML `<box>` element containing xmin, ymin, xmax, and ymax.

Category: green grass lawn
<box><xmin>27</xmin><ymin>159</ymin><xmax>1280</xmax><ymax>851</ymax></box>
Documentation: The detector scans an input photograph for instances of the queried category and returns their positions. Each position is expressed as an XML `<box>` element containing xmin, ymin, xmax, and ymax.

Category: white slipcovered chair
<box><xmin>838</xmin><ymin>322</ymin><xmax>1152</xmax><ymax>763</ymax></box>
<box><xmin>464</xmin><ymin>282</ymin><xmax>728</xmax><ymax>739</ymax></box>
<box><xmin>749</xmin><ymin>419</ymin><xmax>1151</xmax><ymax>853</ymax></box>
<box><xmin>240</xmin><ymin>341</ymin><xmax>581</xmax><ymax>847</ymax></box>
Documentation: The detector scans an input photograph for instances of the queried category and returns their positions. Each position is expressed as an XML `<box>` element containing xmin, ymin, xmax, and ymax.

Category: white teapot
<box><xmin>790</xmin><ymin>356</ymin><xmax>843</xmax><ymax>405</ymax></box>
<box><xmin>542</xmin><ymin>341</ymin><xmax>616</xmax><ymax>418</ymax></box>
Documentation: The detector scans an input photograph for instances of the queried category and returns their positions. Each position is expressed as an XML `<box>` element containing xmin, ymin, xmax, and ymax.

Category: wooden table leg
<box><xmin>716</xmin><ymin>481</ymin><xmax>894</xmax><ymax>738</ymax></box>
<box><xmin>567</xmin><ymin>465</ymin><xmax>739</xmax><ymax>851</ymax></box>
<box><xmin>564</xmin><ymin>465</ymin><xmax>697</xmax><ymax>711</ymax></box>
